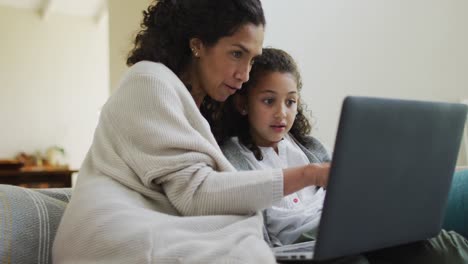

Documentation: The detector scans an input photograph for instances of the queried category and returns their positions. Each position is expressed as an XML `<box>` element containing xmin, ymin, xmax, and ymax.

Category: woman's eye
<box><xmin>232</xmin><ymin>51</ymin><xmax>242</xmax><ymax>58</ymax></box>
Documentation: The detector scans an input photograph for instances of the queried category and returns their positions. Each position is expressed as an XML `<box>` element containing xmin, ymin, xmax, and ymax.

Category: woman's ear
<box><xmin>189</xmin><ymin>38</ymin><xmax>203</xmax><ymax>57</ymax></box>
<box><xmin>233</xmin><ymin>94</ymin><xmax>248</xmax><ymax>115</ymax></box>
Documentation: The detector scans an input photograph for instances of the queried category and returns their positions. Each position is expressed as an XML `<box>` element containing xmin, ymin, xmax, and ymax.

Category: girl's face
<box><xmin>189</xmin><ymin>23</ymin><xmax>264</xmax><ymax>107</ymax></box>
<box><xmin>244</xmin><ymin>71</ymin><xmax>299</xmax><ymax>150</ymax></box>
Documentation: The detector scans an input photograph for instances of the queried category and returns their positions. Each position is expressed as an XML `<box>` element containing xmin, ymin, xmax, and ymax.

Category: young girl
<box><xmin>212</xmin><ymin>48</ymin><xmax>468</xmax><ymax>263</ymax></box>
<box><xmin>212</xmin><ymin>47</ymin><xmax>329</xmax><ymax>247</ymax></box>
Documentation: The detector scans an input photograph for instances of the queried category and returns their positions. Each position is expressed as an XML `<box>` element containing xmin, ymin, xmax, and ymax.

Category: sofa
<box><xmin>0</xmin><ymin>169</ymin><xmax>467</xmax><ymax>264</ymax></box>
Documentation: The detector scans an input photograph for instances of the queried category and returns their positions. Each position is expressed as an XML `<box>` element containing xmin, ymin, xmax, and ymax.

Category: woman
<box><xmin>52</xmin><ymin>1</ymin><xmax>329</xmax><ymax>263</ymax></box>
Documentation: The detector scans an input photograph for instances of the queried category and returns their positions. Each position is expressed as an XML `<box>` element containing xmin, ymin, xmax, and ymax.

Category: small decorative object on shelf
<box><xmin>45</xmin><ymin>146</ymin><xmax>67</xmax><ymax>167</ymax></box>
<box><xmin>15</xmin><ymin>152</ymin><xmax>37</xmax><ymax>167</ymax></box>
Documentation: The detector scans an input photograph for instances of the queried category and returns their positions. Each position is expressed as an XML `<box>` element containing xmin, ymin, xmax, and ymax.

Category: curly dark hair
<box><xmin>209</xmin><ymin>48</ymin><xmax>312</xmax><ymax>160</ymax></box>
<box><xmin>127</xmin><ymin>0</ymin><xmax>265</xmax><ymax>77</ymax></box>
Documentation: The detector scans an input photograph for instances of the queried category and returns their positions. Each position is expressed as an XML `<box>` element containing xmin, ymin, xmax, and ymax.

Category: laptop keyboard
<box><xmin>279</xmin><ymin>244</ymin><xmax>314</xmax><ymax>253</ymax></box>
<box><xmin>273</xmin><ymin>241</ymin><xmax>316</xmax><ymax>254</ymax></box>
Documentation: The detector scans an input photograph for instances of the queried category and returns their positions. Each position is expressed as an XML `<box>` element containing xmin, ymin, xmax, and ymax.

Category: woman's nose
<box><xmin>234</xmin><ymin>63</ymin><xmax>250</xmax><ymax>83</ymax></box>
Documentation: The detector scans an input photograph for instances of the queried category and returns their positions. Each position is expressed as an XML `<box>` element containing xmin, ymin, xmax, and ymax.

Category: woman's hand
<box><xmin>283</xmin><ymin>163</ymin><xmax>330</xmax><ymax>196</ymax></box>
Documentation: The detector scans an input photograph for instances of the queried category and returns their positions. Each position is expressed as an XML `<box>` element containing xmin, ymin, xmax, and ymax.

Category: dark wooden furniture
<box><xmin>0</xmin><ymin>168</ymin><xmax>77</xmax><ymax>188</ymax></box>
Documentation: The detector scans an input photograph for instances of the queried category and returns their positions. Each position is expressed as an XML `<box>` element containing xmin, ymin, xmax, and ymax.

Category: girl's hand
<box><xmin>304</xmin><ymin>163</ymin><xmax>330</xmax><ymax>188</ymax></box>
<box><xmin>283</xmin><ymin>163</ymin><xmax>330</xmax><ymax>195</ymax></box>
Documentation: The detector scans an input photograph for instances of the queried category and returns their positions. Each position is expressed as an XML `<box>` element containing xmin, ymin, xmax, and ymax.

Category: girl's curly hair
<box><xmin>208</xmin><ymin>48</ymin><xmax>312</xmax><ymax>160</ymax></box>
<box><xmin>127</xmin><ymin>0</ymin><xmax>265</xmax><ymax>77</ymax></box>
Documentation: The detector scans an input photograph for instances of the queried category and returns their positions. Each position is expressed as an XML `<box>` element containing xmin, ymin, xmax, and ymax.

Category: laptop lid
<box><xmin>311</xmin><ymin>96</ymin><xmax>468</xmax><ymax>260</ymax></box>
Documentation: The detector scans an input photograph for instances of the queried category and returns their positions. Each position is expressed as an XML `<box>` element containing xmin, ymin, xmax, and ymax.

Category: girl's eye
<box><xmin>263</xmin><ymin>98</ymin><xmax>274</xmax><ymax>105</ymax></box>
<box><xmin>286</xmin><ymin>99</ymin><xmax>297</xmax><ymax>106</ymax></box>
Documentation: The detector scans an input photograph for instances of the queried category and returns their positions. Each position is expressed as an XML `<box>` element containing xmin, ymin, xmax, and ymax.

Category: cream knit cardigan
<box><xmin>53</xmin><ymin>61</ymin><xmax>284</xmax><ymax>264</ymax></box>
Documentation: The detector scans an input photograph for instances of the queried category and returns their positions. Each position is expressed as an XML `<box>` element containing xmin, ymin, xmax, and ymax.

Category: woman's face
<box><xmin>190</xmin><ymin>23</ymin><xmax>264</xmax><ymax>106</ymax></box>
<box><xmin>244</xmin><ymin>72</ymin><xmax>299</xmax><ymax>150</ymax></box>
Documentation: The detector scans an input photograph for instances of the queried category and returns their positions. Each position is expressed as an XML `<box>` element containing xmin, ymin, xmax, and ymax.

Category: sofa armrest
<box><xmin>443</xmin><ymin>169</ymin><xmax>468</xmax><ymax>239</ymax></box>
<box><xmin>0</xmin><ymin>184</ymin><xmax>71</xmax><ymax>264</ymax></box>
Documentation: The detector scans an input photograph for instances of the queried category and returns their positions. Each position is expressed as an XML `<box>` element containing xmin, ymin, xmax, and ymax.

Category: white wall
<box><xmin>108</xmin><ymin>0</ymin><xmax>152</xmax><ymax>93</ymax></box>
<box><xmin>3</xmin><ymin>1</ymin><xmax>464</xmax><ymax>170</ymax></box>
<box><xmin>262</xmin><ymin>0</ymin><xmax>468</xmax><ymax>165</ymax></box>
<box><xmin>0</xmin><ymin>6</ymin><xmax>109</xmax><ymax>169</ymax></box>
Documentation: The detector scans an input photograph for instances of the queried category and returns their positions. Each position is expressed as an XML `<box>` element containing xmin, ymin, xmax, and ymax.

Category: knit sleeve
<box><xmin>101</xmin><ymin>68</ymin><xmax>284</xmax><ymax>216</ymax></box>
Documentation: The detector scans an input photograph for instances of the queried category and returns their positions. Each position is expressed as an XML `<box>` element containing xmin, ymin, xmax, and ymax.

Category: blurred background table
<box><xmin>0</xmin><ymin>166</ymin><xmax>77</xmax><ymax>188</ymax></box>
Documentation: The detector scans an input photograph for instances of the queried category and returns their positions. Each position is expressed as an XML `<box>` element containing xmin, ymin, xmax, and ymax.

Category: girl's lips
<box><xmin>271</xmin><ymin>125</ymin><xmax>286</xmax><ymax>132</ymax></box>
<box><xmin>271</xmin><ymin>124</ymin><xmax>286</xmax><ymax>128</ymax></box>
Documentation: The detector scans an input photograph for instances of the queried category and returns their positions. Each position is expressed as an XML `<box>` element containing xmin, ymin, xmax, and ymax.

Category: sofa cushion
<box><xmin>443</xmin><ymin>169</ymin><xmax>468</xmax><ymax>239</ymax></box>
<box><xmin>0</xmin><ymin>184</ymin><xmax>71</xmax><ymax>264</ymax></box>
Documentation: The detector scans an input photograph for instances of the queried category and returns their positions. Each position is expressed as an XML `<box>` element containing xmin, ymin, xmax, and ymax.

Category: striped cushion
<box><xmin>0</xmin><ymin>184</ymin><xmax>71</xmax><ymax>264</ymax></box>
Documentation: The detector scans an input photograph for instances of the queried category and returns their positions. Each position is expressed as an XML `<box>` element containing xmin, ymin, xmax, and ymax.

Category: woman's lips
<box><xmin>224</xmin><ymin>84</ymin><xmax>241</xmax><ymax>95</ymax></box>
<box><xmin>225</xmin><ymin>83</ymin><xmax>241</xmax><ymax>90</ymax></box>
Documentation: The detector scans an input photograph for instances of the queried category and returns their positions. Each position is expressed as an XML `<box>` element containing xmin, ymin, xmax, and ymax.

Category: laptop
<box><xmin>274</xmin><ymin>96</ymin><xmax>468</xmax><ymax>262</ymax></box>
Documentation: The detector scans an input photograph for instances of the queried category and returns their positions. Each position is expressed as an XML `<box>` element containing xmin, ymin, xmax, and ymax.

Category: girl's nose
<box><xmin>274</xmin><ymin>105</ymin><xmax>287</xmax><ymax>119</ymax></box>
